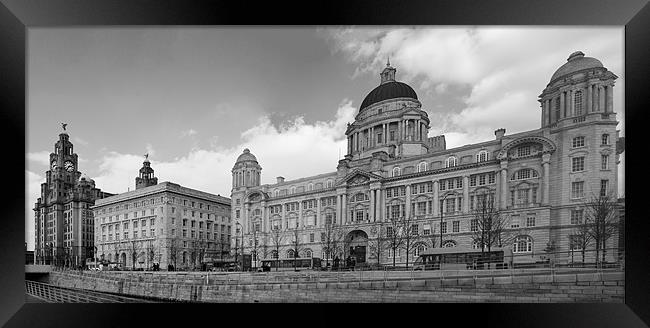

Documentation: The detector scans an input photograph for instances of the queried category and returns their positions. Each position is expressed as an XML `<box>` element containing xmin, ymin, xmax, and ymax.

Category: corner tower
<box><xmin>232</xmin><ymin>148</ymin><xmax>262</xmax><ymax>191</ymax></box>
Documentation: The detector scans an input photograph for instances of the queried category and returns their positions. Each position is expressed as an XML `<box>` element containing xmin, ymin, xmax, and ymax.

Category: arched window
<box><xmin>286</xmin><ymin>249</ymin><xmax>295</xmax><ymax>259</ymax></box>
<box><xmin>303</xmin><ymin>249</ymin><xmax>312</xmax><ymax>258</ymax></box>
<box><xmin>601</xmin><ymin>134</ymin><xmax>609</xmax><ymax>145</ymax></box>
<box><xmin>182</xmin><ymin>251</ymin><xmax>187</xmax><ymax>264</ymax></box>
<box><xmin>271</xmin><ymin>250</ymin><xmax>278</xmax><ymax>259</ymax></box>
<box><xmin>290</xmin><ymin>186</ymin><xmax>296</xmax><ymax>194</ymax></box>
<box><xmin>326</xmin><ymin>180</ymin><xmax>334</xmax><ymax>188</ymax></box>
<box><xmin>418</xmin><ymin>162</ymin><xmax>427</xmax><ymax>172</ymax></box>
<box><xmin>274</xmin><ymin>189</ymin><xmax>279</xmax><ymax>197</ymax></box>
<box><xmin>446</xmin><ymin>156</ymin><xmax>457</xmax><ymax>168</ymax></box>
<box><xmin>512</xmin><ymin>168</ymin><xmax>538</xmax><ymax>180</ymax></box>
<box><xmin>442</xmin><ymin>240</ymin><xmax>457</xmax><ymax>248</ymax></box>
<box><xmin>476</xmin><ymin>150</ymin><xmax>489</xmax><ymax>163</ymax></box>
<box><xmin>392</xmin><ymin>167</ymin><xmax>401</xmax><ymax>177</ymax></box>
<box><xmin>472</xmin><ymin>240</ymin><xmax>482</xmax><ymax>250</ymax></box>
<box><xmin>307</xmin><ymin>183</ymin><xmax>314</xmax><ymax>191</ymax></box>
<box><xmin>513</xmin><ymin>235</ymin><xmax>533</xmax><ymax>253</ymax></box>
<box><xmin>574</xmin><ymin>90</ymin><xmax>583</xmax><ymax>115</ymax></box>
<box><xmin>414</xmin><ymin>243</ymin><xmax>427</xmax><ymax>257</ymax></box>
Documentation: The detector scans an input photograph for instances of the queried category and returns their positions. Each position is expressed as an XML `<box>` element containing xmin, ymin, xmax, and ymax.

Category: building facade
<box><xmin>231</xmin><ymin>51</ymin><xmax>623</xmax><ymax>266</ymax></box>
<box><xmin>92</xmin><ymin>159</ymin><xmax>232</xmax><ymax>270</ymax></box>
<box><xmin>34</xmin><ymin>130</ymin><xmax>114</xmax><ymax>266</ymax></box>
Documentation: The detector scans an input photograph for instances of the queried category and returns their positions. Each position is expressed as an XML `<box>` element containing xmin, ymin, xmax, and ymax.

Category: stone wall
<box><xmin>47</xmin><ymin>270</ymin><xmax>624</xmax><ymax>303</ymax></box>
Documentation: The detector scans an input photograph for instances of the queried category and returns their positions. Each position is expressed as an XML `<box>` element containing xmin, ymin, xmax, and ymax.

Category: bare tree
<box><xmin>319</xmin><ymin>220</ymin><xmax>344</xmax><ymax>267</ymax></box>
<box><xmin>401</xmin><ymin>216</ymin><xmax>422</xmax><ymax>269</ymax></box>
<box><xmin>145</xmin><ymin>240</ymin><xmax>158</xmax><ymax>270</ymax></box>
<box><xmin>168</xmin><ymin>237</ymin><xmax>180</xmax><ymax>270</ymax></box>
<box><xmin>367</xmin><ymin>222</ymin><xmax>386</xmax><ymax>268</ymax></box>
<box><xmin>269</xmin><ymin>225</ymin><xmax>284</xmax><ymax>272</ymax></box>
<box><xmin>470</xmin><ymin>191</ymin><xmax>505</xmax><ymax>254</ymax></box>
<box><xmin>584</xmin><ymin>192</ymin><xmax>620</xmax><ymax>264</ymax></box>
<box><xmin>570</xmin><ymin>221</ymin><xmax>593</xmax><ymax>264</ymax></box>
<box><xmin>384</xmin><ymin>216</ymin><xmax>408</xmax><ymax>268</ymax></box>
<box><xmin>120</xmin><ymin>239</ymin><xmax>143</xmax><ymax>270</ymax></box>
<box><xmin>290</xmin><ymin>222</ymin><xmax>304</xmax><ymax>271</ymax></box>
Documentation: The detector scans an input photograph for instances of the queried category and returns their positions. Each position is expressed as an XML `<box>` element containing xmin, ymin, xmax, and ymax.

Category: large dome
<box><xmin>550</xmin><ymin>51</ymin><xmax>604</xmax><ymax>82</ymax></box>
<box><xmin>236</xmin><ymin>148</ymin><xmax>258</xmax><ymax>163</ymax></box>
<box><xmin>360</xmin><ymin>81</ymin><xmax>418</xmax><ymax>111</ymax></box>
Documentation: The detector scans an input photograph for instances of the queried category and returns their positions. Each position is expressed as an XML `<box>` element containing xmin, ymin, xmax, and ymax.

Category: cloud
<box><xmin>25</xmin><ymin>170</ymin><xmax>44</xmax><ymax>251</ymax></box>
<box><xmin>90</xmin><ymin>100</ymin><xmax>357</xmax><ymax>198</ymax></box>
<box><xmin>27</xmin><ymin>151</ymin><xmax>51</xmax><ymax>167</ymax></box>
<box><xmin>322</xmin><ymin>27</ymin><xmax>624</xmax><ymax>141</ymax></box>
<box><xmin>72</xmin><ymin>136</ymin><xmax>89</xmax><ymax>146</ymax></box>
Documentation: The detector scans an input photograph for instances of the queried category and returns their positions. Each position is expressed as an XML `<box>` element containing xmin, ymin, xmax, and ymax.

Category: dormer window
<box><xmin>476</xmin><ymin>150</ymin><xmax>489</xmax><ymax>163</ymax></box>
<box><xmin>418</xmin><ymin>162</ymin><xmax>427</xmax><ymax>172</ymax></box>
<box><xmin>446</xmin><ymin>156</ymin><xmax>457</xmax><ymax>168</ymax></box>
<box><xmin>326</xmin><ymin>180</ymin><xmax>333</xmax><ymax>188</ymax></box>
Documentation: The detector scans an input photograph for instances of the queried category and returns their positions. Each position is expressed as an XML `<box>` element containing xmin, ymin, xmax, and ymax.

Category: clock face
<box><xmin>64</xmin><ymin>161</ymin><xmax>75</xmax><ymax>172</ymax></box>
<box><xmin>50</xmin><ymin>161</ymin><xmax>57</xmax><ymax>170</ymax></box>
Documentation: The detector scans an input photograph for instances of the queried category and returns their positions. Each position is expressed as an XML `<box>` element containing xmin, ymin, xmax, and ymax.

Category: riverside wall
<box><xmin>46</xmin><ymin>270</ymin><xmax>624</xmax><ymax>303</ymax></box>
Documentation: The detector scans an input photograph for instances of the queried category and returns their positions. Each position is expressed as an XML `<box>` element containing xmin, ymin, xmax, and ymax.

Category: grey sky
<box><xmin>26</xmin><ymin>27</ymin><xmax>624</xmax><ymax>250</ymax></box>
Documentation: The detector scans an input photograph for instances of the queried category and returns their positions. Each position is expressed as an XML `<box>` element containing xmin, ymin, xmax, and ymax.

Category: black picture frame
<box><xmin>2</xmin><ymin>0</ymin><xmax>648</xmax><ymax>327</ymax></box>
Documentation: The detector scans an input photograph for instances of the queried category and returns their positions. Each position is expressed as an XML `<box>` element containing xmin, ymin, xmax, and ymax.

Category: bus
<box><xmin>414</xmin><ymin>247</ymin><xmax>513</xmax><ymax>270</ymax></box>
<box><xmin>260</xmin><ymin>257</ymin><xmax>322</xmax><ymax>271</ymax></box>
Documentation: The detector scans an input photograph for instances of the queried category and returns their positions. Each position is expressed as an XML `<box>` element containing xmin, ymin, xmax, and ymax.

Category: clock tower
<box><xmin>34</xmin><ymin>126</ymin><xmax>113</xmax><ymax>267</ymax></box>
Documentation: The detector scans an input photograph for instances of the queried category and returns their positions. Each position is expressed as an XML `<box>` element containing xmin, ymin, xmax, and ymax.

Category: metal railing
<box><xmin>25</xmin><ymin>280</ymin><xmax>161</xmax><ymax>303</ymax></box>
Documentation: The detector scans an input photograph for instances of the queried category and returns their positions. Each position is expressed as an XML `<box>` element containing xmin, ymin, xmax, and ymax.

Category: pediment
<box><xmin>338</xmin><ymin>169</ymin><xmax>383</xmax><ymax>186</ymax></box>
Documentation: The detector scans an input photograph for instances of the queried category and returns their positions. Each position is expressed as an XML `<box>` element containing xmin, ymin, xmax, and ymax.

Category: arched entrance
<box><xmin>346</xmin><ymin>230</ymin><xmax>368</xmax><ymax>264</ymax></box>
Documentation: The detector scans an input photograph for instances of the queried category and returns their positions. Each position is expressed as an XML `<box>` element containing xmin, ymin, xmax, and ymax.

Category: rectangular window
<box><xmin>440</xmin><ymin>222</ymin><xmax>447</xmax><ymax>234</ymax></box>
<box><xmin>386</xmin><ymin>227</ymin><xmax>394</xmax><ymax>237</ymax></box>
<box><xmin>310</xmin><ymin>233</ymin><xmax>314</xmax><ymax>243</ymax></box>
<box><xmin>571</xmin><ymin>182</ymin><xmax>585</xmax><ymax>199</ymax></box>
<box><xmin>133</xmin><ymin>231</ymin><xmax>138</xmax><ymax>239</ymax></box>
<box><xmin>518</xmin><ymin>146</ymin><xmax>531</xmax><ymax>157</ymax></box>
<box><xmin>182</xmin><ymin>230</ymin><xmax>187</xmax><ymax>238</ymax></box>
<box><xmin>602</xmin><ymin>134</ymin><xmax>609</xmax><ymax>145</ymax></box>
<box><xmin>571</xmin><ymin>209</ymin><xmax>583</xmax><ymax>224</ymax></box>
<box><xmin>479</xmin><ymin>175</ymin><xmax>486</xmax><ymax>185</ymax></box>
<box><xmin>600</xmin><ymin>180</ymin><xmax>609</xmax><ymax>197</ymax></box>
<box><xmin>445</xmin><ymin>199</ymin><xmax>455</xmax><ymax>213</ymax></box>
<box><xmin>488</xmin><ymin>173</ymin><xmax>495</xmax><ymax>184</ymax></box>
<box><xmin>470</xmin><ymin>219</ymin><xmax>478</xmax><ymax>232</ymax></box>
<box><xmin>572</xmin><ymin>157</ymin><xmax>585</xmax><ymax>172</ymax></box>
<box><xmin>510</xmin><ymin>217</ymin><xmax>520</xmax><ymax>229</ymax></box>
<box><xmin>572</xmin><ymin>136</ymin><xmax>585</xmax><ymax>148</ymax></box>
<box><xmin>574</xmin><ymin>91</ymin><xmax>583</xmax><ymax>116</ymax></box>
<box><xmin>439</xmin><ymin>181</ymin><xmax>446</xmax><ymax>191</ymax></box>
<box><xmin>411</xmin><ymin>224</ymin><xmax>418</xmax><ymax>236</ymax></box>
<box><xmin>452</xmin><ymin>221</ymin><xmax>459</xmax><ymax>233</ymax></box>
<box><xmin>470</xmin><ymin>176</ymin><xmax>477</xmax><ymax>186</ymax></box>
<box><xmin>601</xmin><ymin>154</ymin><xmax>609</xmax><ymax>170</ymax></box>
<box><xmin>526</xmin><ymin>217</ymin><xmax>536</xmax><ymax>227</ymax></box>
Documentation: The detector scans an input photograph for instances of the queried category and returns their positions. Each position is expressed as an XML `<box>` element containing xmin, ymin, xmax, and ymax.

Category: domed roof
<box><xmin>236</xmin><ymin>148</ymin><xmax>257</xmax><ymax>163</ymax></box>
<box><xmin>550</xmin><ymin>51</ymin><xmax>604</xmax><ymax>82</ymax></box>
<box><xmin>360</xmin><ymin>81</ymin><xmax>418</xmax><ymax>111</ymax></box>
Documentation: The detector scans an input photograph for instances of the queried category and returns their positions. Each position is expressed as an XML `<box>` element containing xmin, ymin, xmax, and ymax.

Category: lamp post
<box><xmin>439</xmin><ymin>193</ymin><xmax>453</xmax><ymax>248</ymax></box>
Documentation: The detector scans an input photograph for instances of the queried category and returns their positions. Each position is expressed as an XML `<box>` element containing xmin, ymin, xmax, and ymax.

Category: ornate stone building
<box><xmin>34</xmin><ymin>129</ymin><xmax>114</xmax><ymax>266</ymax></box>
<box><xmin>92</xmin><ymin>158</ymin><xmax>232</xmax><ymax>270</ymax></box>
<box><xmin>231</xmin><ymin>51</ymin><xmax>623</xmax><ymax>266</ymax></box>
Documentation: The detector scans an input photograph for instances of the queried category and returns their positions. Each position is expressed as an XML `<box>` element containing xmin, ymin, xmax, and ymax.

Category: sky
<box><xmin>26</xmin><ymin>27</ymin><xmax>625</xmax><ymax>250</ymax></box>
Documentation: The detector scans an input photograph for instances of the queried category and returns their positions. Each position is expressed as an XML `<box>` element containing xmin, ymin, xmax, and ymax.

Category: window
<box><xmin>571</xmin><ymin>181</ymin><xmax>585</xmax><ymax>199</ymax></box>
<box><xmin>572</xmin><ymin>136</ymin><xmax>585</xmax><ymax>148</ymax></box>
<box><xmin>423</xmin><ymin>225</ymin><xmax>431</xmax><ymax>236</ymax></box>
<box><xmin>476</xmin><ymin>150</ymin><xmax>489</xmax><ymax>163</ymax></box>
<box><xmin>526</xmin><ymin>216</ymin><xmax>536</xmax><ymax>227</ymax></box>
<box><xmin>326</xmin><ymin>180</ymin><xmax>333</xmax><ymax>188</ymax></box>
<box><xmin>377</xmin><ymin>133</ymin><xmax>383</xmax><ymax>144</ymax></box>
<box><xmin>386</xmin><ymin>227</ymin><xmax>394</xmax><ymax>237</ymax></box>
<box><xmin>392</xmin><ymin>167</ymin><xmax>401</xmax><ymax>177</ymax></box>
<box><xmin>513</xmin><ymin>236</ymin><xmax>533</xmax><ymax>253</ymax></box>
<box><xmin>442</xmin><ymin>240</ymin><xmax>456</xmax><ymax>248</ymax></box>
<box><xmin>470</xmin><ymin>219</ymin><xmax>478</xmax><ymax>232</ymax></box>
<box><xmin>470</xmin><ymin>176</ymin><xmax>477</xmax><ymax>186</ymax></box>
<box><xmin>601</xmin><ymin>134</ymin><xmax>609</xmax><ymax>145</ymax></box>
<box><xmin>235</xmin><ymin>210</ymin><xmax>240</xmax><ymax>219</ymax></box>
<box><xmin>569</xmin><ymin>235</ymin><xmax>584</xmax><ymax>250</ymax></box>
<box><xmin>555</xmin><ymin>97</ymin><xmax>561</xmax><ymax>121</ymax></box>
<box><xmin>452</xmin><ymin>221</ymin><xmax>459</xmax><ymax>233</ymax></box>
<box><xmin>574</xmin><ymin>90</ymin><xmax>583</xmax><ymax>115</ymax></box>
<box><xmin>418</xmin><ymin>162</ymin><xmax>427</xmax><ymax>172</ymax></box>
<box><xmin>440</xmin><ymin>222</ymin><xmax>447</xmax><ymax>234</ymax></box>
<box><xmin>600</xmin><ymin>180</ymin><xmax>609</xmax><ymax>197</ymax></box>
<box><xmin>571</xmin><ymin>209</ymin><xmax>583</xmax><ymax>224</ymax></box>
<box><xmin>572</xmin><ymin>157</ymin><xmax>585</xmax><ymax>172</ymax></box>
<box><xmin>601</xmin><ymin>154</ymin><xmax>609</xmax><ymax>170</ymax></box>
<box><xmin>517</xmin><ymin>145</ymin><xmax>531</xmax><ymax>157</ymax></box>
<box><xmin>510</xmin><ymin>217</ymin><xmax>520</xmax><ymax>228</ymax></box>
<box><xmin>446</xmin><ymin>156</ymin><xmax>457</xmax><ymax>168</ymax></box>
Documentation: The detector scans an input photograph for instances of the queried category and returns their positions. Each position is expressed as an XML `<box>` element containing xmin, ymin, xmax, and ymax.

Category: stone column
<box><xmin>542</xmin><ymin>154</ymin><xmax>550</xmax><ymax>205</ymax></box>
<box><xmin>335</xmin><ymin>195</ymin><xmax>341</xmax><ymax>226</ymax></box>
<box><xmin>262</xmin><ymin>203</ymin><xmax>267</xmax><ymax>233</ymax></box>
<box><xmin>500</xmin><ymin>162</ymin><xmax>508</xmax><ymax>209</ymax></box>
<box><xmin>586</xmin><ymin>84</ymin><xmax>593</xmax><ymax>113</ymax></box>
<box><xmin>384</xmin><ymin>123</ymin><xmax>388</xmax><ymax>143</ymax></box>
<box><xmin>606</xmin><ymin>85</ymin><xmax>614</xmax><ymax>113</ymax></box>
<box><xmin>405</xmin><ymin>185</ymin><xmax>411</xmax><ymax>218</ymax></box>
<box><xmin>317</xmin><ymin>197</ymin><xmax>322</xmax><ymax>227</ymax></box>
<box><xmin>462</xmin><ymin>176</ymin><xmax>469</xmax><ymax>213</ymax></box>
<box><xmin>541</xmin><ymin>101</ymin><xmax>546</xmax><ymax>127</ymax></box>
<box><xmin>369</xmin><ymin>189</ymin><xmax>375</xmax><ymax>222</ymax></box>
<box><xmin>375</xmin><ymin>189</ymin><xmax>381</xmax><ymax>222</ymax></box>
<box><xmin>558</xmin><ymin>91</ymin><xmax>566</xmax><ymax>119</ymax></box>
<box><xmin>341</xmin><ymin>194</ymin><xmax>347</xmax><ymax>224</ymax></box>
<box><xmin>281</xmin><ymin>204</ymin><xmax>286</xmax><ymax>230</ymax></box>
<box><xmin>433</xmin><ymin>180</ymin><xmax>439</xmax><ymax>217</ymax></box>
<box><xmin>569</xmin><ymin>90</ymin><xmax>574</xmax><ymax>117</ymax></box>
<box><xmin>599</xmin><ymin>85</ymin><xmax>605</xmax><ymax>112</ymax></box>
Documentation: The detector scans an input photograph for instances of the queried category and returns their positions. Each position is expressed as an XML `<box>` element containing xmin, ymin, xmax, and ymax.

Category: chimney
<box><xmin>276</xmin><ymin>176</ymin><xmax>285</xmax><ymax>184</ymax></box>
<box><xmin>495</xmin><ymin>128</ymin><xmax>506</xmax><ymax>140</ymax></box>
